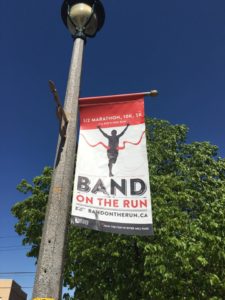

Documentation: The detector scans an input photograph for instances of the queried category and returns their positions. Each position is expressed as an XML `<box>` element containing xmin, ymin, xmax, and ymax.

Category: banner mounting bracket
<box><xmin>144</xmin><ymin>90</ymin><xmax>159</xmax><ymax>97</ymax></box>
<box><xmin>49</xmin><ymin>80</ymin><xmax>68</xmax><ymax>138</ymax></box>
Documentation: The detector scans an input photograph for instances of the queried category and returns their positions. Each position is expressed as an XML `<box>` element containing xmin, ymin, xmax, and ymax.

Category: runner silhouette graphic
<box><xmin>97</xmin><ymin>124</ymin><xmax>129</xmax><ymax>177</ymax></box>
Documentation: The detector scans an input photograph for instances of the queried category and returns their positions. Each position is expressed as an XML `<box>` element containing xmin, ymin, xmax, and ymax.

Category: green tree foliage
<box><xmin>12</xmin><ymin>118</ymin><xmax>225</xmax><ymax>299</ymax></box>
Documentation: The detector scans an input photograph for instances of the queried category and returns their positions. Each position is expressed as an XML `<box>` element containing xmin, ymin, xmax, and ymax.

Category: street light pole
<box><xmin>32</xmin><ymin>37</ymin><xmax>84</xmax><ymax>300</ymax></box>
<box><xmin>32</xmin><ymin>1</ymin><xmax>105</xmax><ymax>299</ymax></box>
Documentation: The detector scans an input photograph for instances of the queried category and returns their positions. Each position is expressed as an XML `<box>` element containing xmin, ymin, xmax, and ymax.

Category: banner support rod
<box><xmin>79</xmin><ymin>90</ymin><xmax>159</xmax><ymax>104</ymax></box>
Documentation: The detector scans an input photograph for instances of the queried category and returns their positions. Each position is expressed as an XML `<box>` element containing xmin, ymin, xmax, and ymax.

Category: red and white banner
<box><xmin>71</xmin><ymin>93</ymin><xmax>153</xmax><ymax>235</ymax></box>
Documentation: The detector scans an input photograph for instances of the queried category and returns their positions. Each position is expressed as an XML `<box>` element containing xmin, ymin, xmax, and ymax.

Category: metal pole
<box><xmin>32</xmin><ymin>37</ymin><xmax>84</xmax><ymax>300</ymax></box>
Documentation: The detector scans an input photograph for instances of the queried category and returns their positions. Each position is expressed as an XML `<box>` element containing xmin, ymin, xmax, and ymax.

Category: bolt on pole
<box><xmin>32</xmin><ymin>37</ymin><xmax>84</xmax><ymax>300</ymax></box>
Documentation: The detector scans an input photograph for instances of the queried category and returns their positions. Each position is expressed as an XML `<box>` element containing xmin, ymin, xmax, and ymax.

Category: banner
<box><xmin>71</xmin><ymin>93</ymin><xmax>153</xmax><ymax>235</ymax></box>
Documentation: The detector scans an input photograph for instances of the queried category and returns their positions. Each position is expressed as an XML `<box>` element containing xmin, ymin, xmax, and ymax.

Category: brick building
<box><xmin>0</xmin><ymin>280</ymin><xmax>27</xmax><ymax>300</ymax></box>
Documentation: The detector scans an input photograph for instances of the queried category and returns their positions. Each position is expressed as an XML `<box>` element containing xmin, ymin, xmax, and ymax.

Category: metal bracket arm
<box><xmin>49</xmin><ymin>80</ymin><xmax>68</xmax><ymax>138</ymax></box>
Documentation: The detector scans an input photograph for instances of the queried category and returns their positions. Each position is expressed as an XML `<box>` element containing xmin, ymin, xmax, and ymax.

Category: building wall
<box><xmin>0</xmin><ymin>280</ymin><xmax>27</xmax><ymax>300</ymax></box>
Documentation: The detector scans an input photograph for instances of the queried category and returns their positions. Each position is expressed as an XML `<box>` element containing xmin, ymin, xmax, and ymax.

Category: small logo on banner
<box><xmin>33</xmin><ymin>298</ymin><xmax>55</xmax><ymax>300</ymax></box>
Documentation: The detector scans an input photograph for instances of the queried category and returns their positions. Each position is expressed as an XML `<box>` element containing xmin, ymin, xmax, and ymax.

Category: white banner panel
<box><xmin>71</xmin><ymin>94</ymin><xmax>153</xmax><ymax>235</ymax></box>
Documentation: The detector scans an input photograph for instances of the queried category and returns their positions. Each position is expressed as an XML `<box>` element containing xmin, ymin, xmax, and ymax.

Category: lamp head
<box><xmin>61</xmin><ymin>0</ymin><xmax>105</xmax><ymax>39</ymax></box>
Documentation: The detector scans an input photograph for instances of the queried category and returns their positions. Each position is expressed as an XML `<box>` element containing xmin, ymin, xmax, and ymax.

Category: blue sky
<box><xmin>1</xmin><ymin>0</ymin><xmax>225</xmax><ymax>299</ymax></box>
